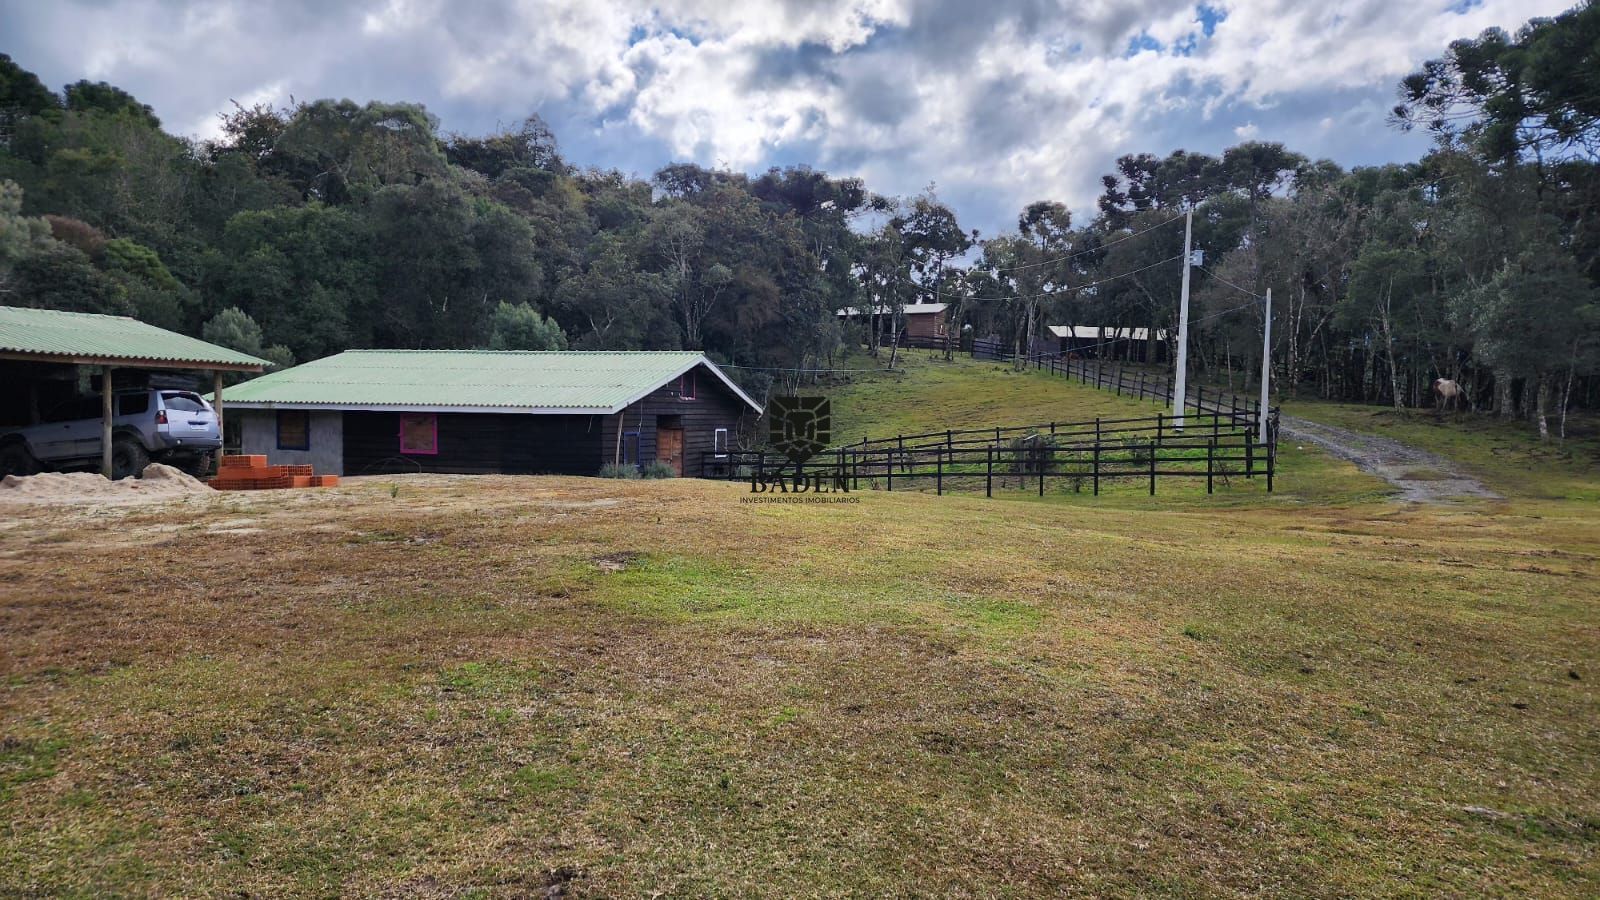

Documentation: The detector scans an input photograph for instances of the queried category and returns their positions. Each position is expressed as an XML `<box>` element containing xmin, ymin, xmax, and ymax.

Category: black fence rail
<box><xmin>968</xmin><ymin>337</ymin><xmax>1263</xmax><ymax>427</ymax></box>
<box><xmin>705</xmin><ymin>410</ymin><xmax>1278</xmax><ymax>496</ymax></box>
<box><xmin>850</xmin><ymin>410</ymin><xmax>1249</xmax><ymax>454</ymax></box>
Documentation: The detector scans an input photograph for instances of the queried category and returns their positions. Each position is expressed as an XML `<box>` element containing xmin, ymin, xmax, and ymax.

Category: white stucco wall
<box><xmin>238</xmin><ymin>410</ymin><xmax>344</xmax><ymax>475</ymax></box>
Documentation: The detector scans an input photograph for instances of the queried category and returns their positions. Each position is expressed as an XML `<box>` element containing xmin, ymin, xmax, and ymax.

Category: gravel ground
<box><xmin>1279</xmin><ymin>415</ymin><xmax>1501</xmax><ymax>503</ymax></box>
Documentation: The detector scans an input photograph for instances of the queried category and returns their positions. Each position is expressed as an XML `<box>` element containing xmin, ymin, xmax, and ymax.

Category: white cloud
<box><xmin>0</xmin><ymin>0</ymin><xmax>1573</xmax><ymax>231</ymax></box>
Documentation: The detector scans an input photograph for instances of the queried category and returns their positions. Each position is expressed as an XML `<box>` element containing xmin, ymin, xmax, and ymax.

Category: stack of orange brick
<box><xmin>210</xmin><ymin>455</ymin><xmax>340</xmax><ymax>490</ymax></box>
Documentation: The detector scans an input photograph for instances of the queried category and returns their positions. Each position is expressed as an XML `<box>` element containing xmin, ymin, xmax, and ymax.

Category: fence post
<box><xmin>1149</xmin><ymin>440</ymin><xmax>1157</xmax><ymax>496</ymax></box>
<box><xmin>1038</xmin><ymin>451</ymin><xmax>1045</xmax><ymax>497</ymax></box>
<box><xmin>1092</xmin><ymin>442</ymin><xmax>1100</xmax><ymax>496</ymax></box>
<box><xmin>1095</xmin><ymin>416</ymin><xmax>1101</xmax><ymax>444</ymax></box>
<box><xmin>936</xmin><ymin>448</ymin><xmax>943</xmax><ymax>496</ymax></box>
<box><xmin>946</xmin><ymin>429</ymin><xmax>953</xmax><ymax>450</ymax></box>
<box><xmin>986</xmin><ymin>446</ymin><xmax>993</xmax><ymax>498</ymax></box>
<box><xmin>757</xmin><ymin>451</ymin><xmax>765</xmax><ymax>484</ymax></box>
<box><xmin>1266</xmin><ymin>422</ymin><xmax>1276</xmax><ymax>493</ymax></box>
<box><xmin>1196</xmin><ymin>385</ymin><xmax>1204</xmax><ymax>415</ymax></box>
<box><xmin>1245</xmin><ymin>428</ymin><xmax>1254</xmax><ymax>478</ymax></box>
<box><xmin>1206</xmin><ymin>438</ymin><xmax>1215</xmax><ymax>494</ymax></box>
<box><xmin>1157</xmin><ymin>413</ymin><xmax>1164</xmax><ymax>443</ymax></box>
<box><xmin>887</xmin><ymin>452</ymin><xmax>894</xmax><ymax>491</ymax></box>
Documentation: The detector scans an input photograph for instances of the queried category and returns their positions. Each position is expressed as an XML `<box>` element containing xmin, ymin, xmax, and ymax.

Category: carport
<box><xmin>0</xmin><ymin>307</ymin><xmax>267</xmax><ymax>478</ymax></box>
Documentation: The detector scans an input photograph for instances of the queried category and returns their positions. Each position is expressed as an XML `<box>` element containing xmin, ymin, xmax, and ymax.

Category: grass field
<box><xmin>827</xmin><ymin>349</ymin><xmax>1172</xmax><ymax>443</ymax></box>
<box><xmin>3</xmin><ymin>356</ymin><xmax>1598</xmax><ymax>896</ymax></box>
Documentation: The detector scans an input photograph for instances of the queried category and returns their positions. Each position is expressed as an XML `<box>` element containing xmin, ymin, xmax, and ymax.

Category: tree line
<box><xmin>0</xmin><ymin>1</ymin><xmax>1595</xmax><ymax>435</ymax></box>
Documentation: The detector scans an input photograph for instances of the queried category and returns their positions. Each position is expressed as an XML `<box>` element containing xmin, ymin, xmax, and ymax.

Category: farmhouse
<box><xmin>219</xmin><ymin>350</ymin><xmax>762</xmax><ymax>477</ymax></box>
<box><xmin>837</xmin><ymin>301</ymin><xmax>949</xmax><ymax>345</ymax></box>
<box><xmin>1046</xmin><ymin>325</ymin><xmax>1170</xmax><ymax>362</ymax></box>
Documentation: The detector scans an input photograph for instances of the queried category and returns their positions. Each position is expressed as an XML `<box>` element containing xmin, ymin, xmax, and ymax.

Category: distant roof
<box><xmin>219</xmin><ymin>350</ymin><xmax>762</xmax><ymax>415</ymax></box>
<box><xmin>1048</xmin><ymin>325</ymin><xmax>1168</xmax><ymax>341</ymax></box>
<box><xmin>837</xmin><ymin>303</ymin><xmax>948</xmax><ymax>316</ymax></box>
<box><xmin>0</xmin><ymin>306</ymin><xmax>267</xmax><ymax>371</ymax></box>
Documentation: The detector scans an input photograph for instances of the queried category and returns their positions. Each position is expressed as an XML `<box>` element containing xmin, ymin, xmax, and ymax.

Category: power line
<box><xmin>1198</xmin><ymin>266</ymin><xmax>1263</xmax><ymax>299</ymax></box>
<box><xmin>720</xmin><ymin>362</ymin><xmax>902</xmax><ymax>373</ymax></box>
<box><xmin>987</xmin><ymin>212</ymin><xmax>1185</xmax><ymax>274</ymax></box>
<box><xmin>1192</xmin><ymin>298</ymin><xmax>1262</xmax><ymax>325</ymax></box>
<box><xmin>892</xmin><ymin>213</ymin><xmax>1185</xmax><ymax>301</ymax></box>
<box><xmin>894</xmin><ymin>253</ymin><xmax>1183</xmax><ymax>304</ymax></box>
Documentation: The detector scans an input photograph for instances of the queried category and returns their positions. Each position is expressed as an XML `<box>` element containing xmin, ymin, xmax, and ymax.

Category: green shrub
<box><xmin>1007</xmin><ymin>433</ymin><xmax>1056</xmax><ymax>474</ymax></box>
<box><xmin>640</xmin><ymin>461</ymin><xmax>676</xmax><ymax>479</ymax></box>
<box><xmin>598</xmin><ymin>463</ymin><xmax>640</xmax><ymax>479</ymax></box>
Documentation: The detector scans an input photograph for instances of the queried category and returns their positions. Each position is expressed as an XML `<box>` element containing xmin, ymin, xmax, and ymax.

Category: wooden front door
<box><xmin>657</xmin><ymin>424</ymin><xmax>684</xmax><ymax>476</ymax></box>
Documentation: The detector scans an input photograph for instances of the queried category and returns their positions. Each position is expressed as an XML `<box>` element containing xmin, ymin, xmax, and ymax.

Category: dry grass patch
<box><xmin>1</xmin><ymin>475</ymin><xmax>1597</xmax><ymax>896</ymax></box>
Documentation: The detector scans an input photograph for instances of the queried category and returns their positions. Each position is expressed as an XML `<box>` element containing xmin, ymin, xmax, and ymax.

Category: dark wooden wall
<box><xmin>598</xmin><ymin>363</ymin><xmax>753</xmax><ymax>474</ymax></box>
<box><xmin>343</xmin><ymin>411</ymin><xmax>605</xmax><ymax>476</ymax></box>
<box><xmin>337</xmin><ymin>363</ymin><xmax>752</xmax><ymax>477</ymax></box>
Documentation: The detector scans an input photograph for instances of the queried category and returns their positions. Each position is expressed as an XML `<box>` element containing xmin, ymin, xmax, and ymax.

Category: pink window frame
<box><xmin>398</xmin><ymin>413</ymin><xmax>439</xmax><ymax>455</ymax></box>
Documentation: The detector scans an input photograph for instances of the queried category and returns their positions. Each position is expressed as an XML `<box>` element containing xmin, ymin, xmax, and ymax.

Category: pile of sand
<box><xmin>0</xmin><ymin>463</ymin><xmax>214</xmax><ymax>504</ymax></box>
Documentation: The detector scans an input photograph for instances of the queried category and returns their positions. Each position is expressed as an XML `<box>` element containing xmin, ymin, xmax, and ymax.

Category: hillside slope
<box><xmin>818</xmin><ymin>350</ymin><xmax>1387</xmax><ymax>505</ymax></box>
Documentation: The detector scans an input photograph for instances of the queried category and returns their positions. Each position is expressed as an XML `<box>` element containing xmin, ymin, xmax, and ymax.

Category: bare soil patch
<box><xmin>1280</xmin><ymin>415</ymin><xmax>1500</xmax><ymax>503</ymax></box>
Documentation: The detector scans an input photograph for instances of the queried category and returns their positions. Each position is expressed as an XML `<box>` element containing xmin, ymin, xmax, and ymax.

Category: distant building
<box><xmin>837</xmin><ymin>302</ymin><xmax>949</xmax><ymax>345</ymax></box>
<box><xmin>220</xmin><ymin>350</ymin><xmax>761</xmax><ymax>477</ymax></box>
<box><xmin>1046</xmin><ymin>325</ymin><xmax>1169</xmax><ymax>362</ymax></box>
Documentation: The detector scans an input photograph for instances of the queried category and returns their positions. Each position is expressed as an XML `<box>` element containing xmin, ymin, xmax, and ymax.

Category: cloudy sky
<box><xmin>0</xmin><ymin>0</ymin><xmax>1571</xmax><ymax>233</ymax></box>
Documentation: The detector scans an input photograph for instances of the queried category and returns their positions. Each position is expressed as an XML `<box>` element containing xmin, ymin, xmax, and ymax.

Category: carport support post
<box><xmin>213</xmin><ymin>370</ymin><xmax>225</xmax><ymax>457</ymax></box>
<box><xmin>100</xmin><ymin>366</ymin><xmax>113</xmax><ymax>479</ymax></box>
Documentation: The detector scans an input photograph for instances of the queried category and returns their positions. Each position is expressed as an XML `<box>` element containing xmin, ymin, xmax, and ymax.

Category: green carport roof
<box><xmin>219</xmin><ymin>350</ymin><xmax>762</xmax><ymax>415</ymax></box>
<box><xmin>0</xmin><ymin>306</ymin><xmax>268</xmax><ymax>370</ymax></box>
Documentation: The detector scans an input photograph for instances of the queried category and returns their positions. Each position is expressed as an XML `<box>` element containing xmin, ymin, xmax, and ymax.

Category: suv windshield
<box><xmin>161</xmin><ymin>392</ymin><xmax>207</xmax><ymax>412</ymax></box>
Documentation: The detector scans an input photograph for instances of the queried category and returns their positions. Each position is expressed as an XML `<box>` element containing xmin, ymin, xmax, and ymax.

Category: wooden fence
<box><xmin>704</xmin><ymin>408</ymin><xmax>1278</xmax><ymax>496</ymax></box>
<box><xmin>967</xmin><ymin>337</ymin><xmax>1265</xmax><ymax>427</ymax></box>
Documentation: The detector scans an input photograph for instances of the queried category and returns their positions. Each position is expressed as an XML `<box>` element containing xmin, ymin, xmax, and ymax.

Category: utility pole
<box><xmin>1259</xmin><ymin>287</ymin><xmax>1272</xmax><ymax>444</ymax></box>
<box><xmin>1173</xmin><ymin>207</ymin><xmax>1194</xmax><ymax>429</ymax></box>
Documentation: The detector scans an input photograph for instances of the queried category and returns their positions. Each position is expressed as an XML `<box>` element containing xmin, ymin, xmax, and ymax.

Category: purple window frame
<box><xmin>398</xmin><ymin>413</ymin><xmax>439</xmax><ymax>455</ymax></box>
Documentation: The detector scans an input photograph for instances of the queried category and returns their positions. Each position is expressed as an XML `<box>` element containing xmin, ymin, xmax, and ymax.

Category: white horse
<box><xmin>1432</xmin><ymin>378</ymin><xmax>1464</xmax><ymax>414</ymax></box>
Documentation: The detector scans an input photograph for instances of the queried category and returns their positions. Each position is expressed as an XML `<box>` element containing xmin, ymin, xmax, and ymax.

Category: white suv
<box><xmin>0</xmin><ymin>389</ymin><xmax>221</xmax><ymax>479</ymax></box>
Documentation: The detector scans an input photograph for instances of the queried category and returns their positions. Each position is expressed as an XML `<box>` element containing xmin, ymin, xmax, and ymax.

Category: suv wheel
<box><xmin>0</xmin><ymin>442</ymin><xmax>40</xmax><ymax>478</ymax></box>
<box><xmin>177</xmin><ymin>451</ymin><xmax>215</xmax><ymax>478</ymax></box>
<box><xmin>111</xmin><ymin>437</ymin><xmax>150</xmax><ymax>480</ymax></box>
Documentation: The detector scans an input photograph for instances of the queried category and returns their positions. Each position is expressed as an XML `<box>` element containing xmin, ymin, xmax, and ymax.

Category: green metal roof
<box><xmin>219</xmin><ymin>350</ymin><xmax>762</xmax><ymax>414</ymax></box>
<box><xmin>0</xmin><ymin>306</ymin><xmax>268</xmax><ymax>370</ymax></box>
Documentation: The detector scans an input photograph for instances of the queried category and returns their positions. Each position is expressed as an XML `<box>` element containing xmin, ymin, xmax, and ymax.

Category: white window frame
<box><xmin>713</xmin><ymin>427</ymin><xmax>729</xmax><ymax>458</ymax></box>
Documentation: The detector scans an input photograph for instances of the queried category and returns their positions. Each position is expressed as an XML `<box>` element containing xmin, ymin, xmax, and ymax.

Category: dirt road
<box><xmin>1279</xmin><ymin>415</ymin><xmax>1500</xmax><ymax>503</ymax></box>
